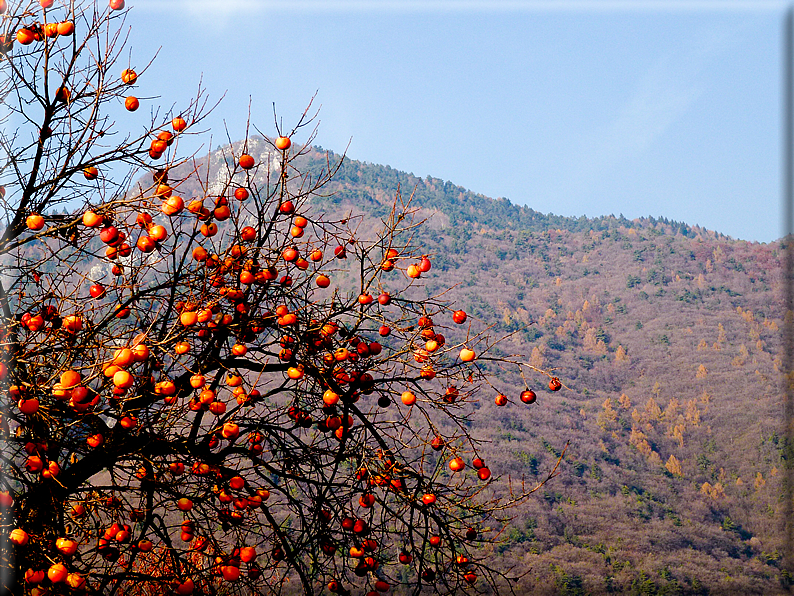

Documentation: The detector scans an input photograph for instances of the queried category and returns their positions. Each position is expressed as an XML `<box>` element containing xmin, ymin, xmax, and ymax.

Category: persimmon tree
<box><xmin>0</xmin><ymin>1</ymin><xmax>565</xmax><ymax>595</ymax></box>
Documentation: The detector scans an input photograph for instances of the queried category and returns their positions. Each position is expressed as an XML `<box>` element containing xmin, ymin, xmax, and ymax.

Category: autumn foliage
<box><xmin>0</xmin><ymin>2</ymin><xmax>561</xmax><ymax>595</ymax></box>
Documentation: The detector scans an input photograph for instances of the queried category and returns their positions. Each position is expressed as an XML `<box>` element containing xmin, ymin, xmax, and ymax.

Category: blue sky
<box><xmin>126</xmin><ymin>0</ymin><xmax>784</xmax><ymax>242</ymax></box>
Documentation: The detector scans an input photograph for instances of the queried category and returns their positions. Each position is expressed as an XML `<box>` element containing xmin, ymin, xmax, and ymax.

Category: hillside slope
<box><xmin>295</xmin><ymin>144</ymin><xmax>787</xmax><ymax>595</ymax></box>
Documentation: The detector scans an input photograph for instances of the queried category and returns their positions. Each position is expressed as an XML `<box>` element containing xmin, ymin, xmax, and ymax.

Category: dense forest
<box><xmin>46</xmin><ymin>138</ymin><xmax>788</xmax><ymax>595</ymax></box>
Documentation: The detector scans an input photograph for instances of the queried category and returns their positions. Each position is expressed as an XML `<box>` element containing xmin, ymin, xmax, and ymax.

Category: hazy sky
<box><xmin>124</xmin><ymin>0</ymin><xmax>784</xmax><ymax>242</ymax></box>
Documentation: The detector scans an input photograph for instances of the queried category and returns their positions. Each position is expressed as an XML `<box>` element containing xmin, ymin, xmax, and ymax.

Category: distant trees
<box><xmin>665</xmin><ymin>455</ymin><xmax>683</xmax><ymax>477</ymax></box>
<box><xmin>614</xmin><ymin>345</ymin><xmax>628</xmax><ymax>363</ymax></box>
<box><xmin>626</xmin><ymin>275</ymin><xmax>641</xmax><ymax>289</ymax></box>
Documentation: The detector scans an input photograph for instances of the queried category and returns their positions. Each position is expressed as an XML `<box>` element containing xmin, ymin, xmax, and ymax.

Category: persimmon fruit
<box><xmin>48</xmin><ymin>564</ymin><xmax>68</xmax><ymax>583</ymax></box>
<box><xmin>82</xmin><ymin>210</ymin><xmax>103</xmax><ymax>227</ymax></box>
<box><xmin>520</xmin><ymin>389</ymin><xmax>536</xmax><ymax>404</ymax></box>
<box><xmin>57</xmin><ymin>21</ymin><xmax>74</xmax><ymax>35</ymax></box>
<box><xmin>460</xmin><ymin>348</ymin><xmax>476</xmax><ymax>362</ymax></box>
<box><xmin>136</xmin><ymin>235</ymin><xmax>155</xmax><ymax>253</ymax></box>
<box><xmin>161</xmin><ymin>196</ymin><xmax>184</xmax><ymax>216</ymax></box>
<box><xmin>9</xmin><ymin>528</ymin><xmax>29</xmax><ymax>546</ymax></box>
<box><xmin>60</xmin><ymin>370</ymin><xmax>81</xmax><ymax>389</ymax></box>
<box><xmin>18</xmin><ymin>398</ymin><xmax>39</xmax><ymax>415</ymax></box>
<box><xmin>401</xmin><ymin>391</ymin><xmax>416</xmax><ymax>406</ymax></box>
<box><xmin>121</xmin><ymin>68</ymin><xmax>137</xmax><ymax>84</ymax></box>
<box><xmin>56</xmin><ymin>538</ymin><xmax>78</xmax><ymax>556</ymax></box>
<box><xmin>26</xmin><ymin>214</ymin><xmax>44</xmax><ymax>230</ymax></box>
<box><xmin>113</xmin><ymin>370</ymin><xmax>133</xmax><ymax>389</ymax></box>
<box><xmin>449</xmin><ymin>457</ymin><xmax>465</xmax><ymax>472</ymax></box>
<box><xmin>238</xmin><ymin>154</ymin><xmax>254</xmax><ymax>169</ymax></box>
<box><xmin>16</xmin><ymin>29</ymin><xmax>34</xmax><ymax>45</ymax></box>
<box><xmin>240</xmin><ymin>226</ymin><xmax>256</xmax><ymax>241</ymax></box>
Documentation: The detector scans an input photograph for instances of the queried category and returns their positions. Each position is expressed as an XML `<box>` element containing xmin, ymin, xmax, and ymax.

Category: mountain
<box><xmin>59</xmin><ymin>138</ymin><xmax>791</xmax><ymax>595</ymax></box>
<box><xmin>293</xmin><ymin>143</ymin><xmax>786</xmax><ymax>595</ymax></box>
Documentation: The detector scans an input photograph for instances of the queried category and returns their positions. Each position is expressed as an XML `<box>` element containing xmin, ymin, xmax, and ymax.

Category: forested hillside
<box><xmin>296</xmin><ymin>143</ymin><xmax>787</xmax><ymax>595</ymax></box>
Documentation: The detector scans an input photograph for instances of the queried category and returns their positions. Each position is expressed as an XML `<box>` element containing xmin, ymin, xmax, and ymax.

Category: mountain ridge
<box><xmin>306</xmin><ymin>144</ymin><xmax>752</xmax><ymax>244</ymax></box>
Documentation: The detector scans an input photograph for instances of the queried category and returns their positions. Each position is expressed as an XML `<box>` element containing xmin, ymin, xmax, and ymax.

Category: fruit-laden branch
<box><xmin>0</xmin><ymin>2</ymin><xmax>567</xmax><ymax>595</ymax></box>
